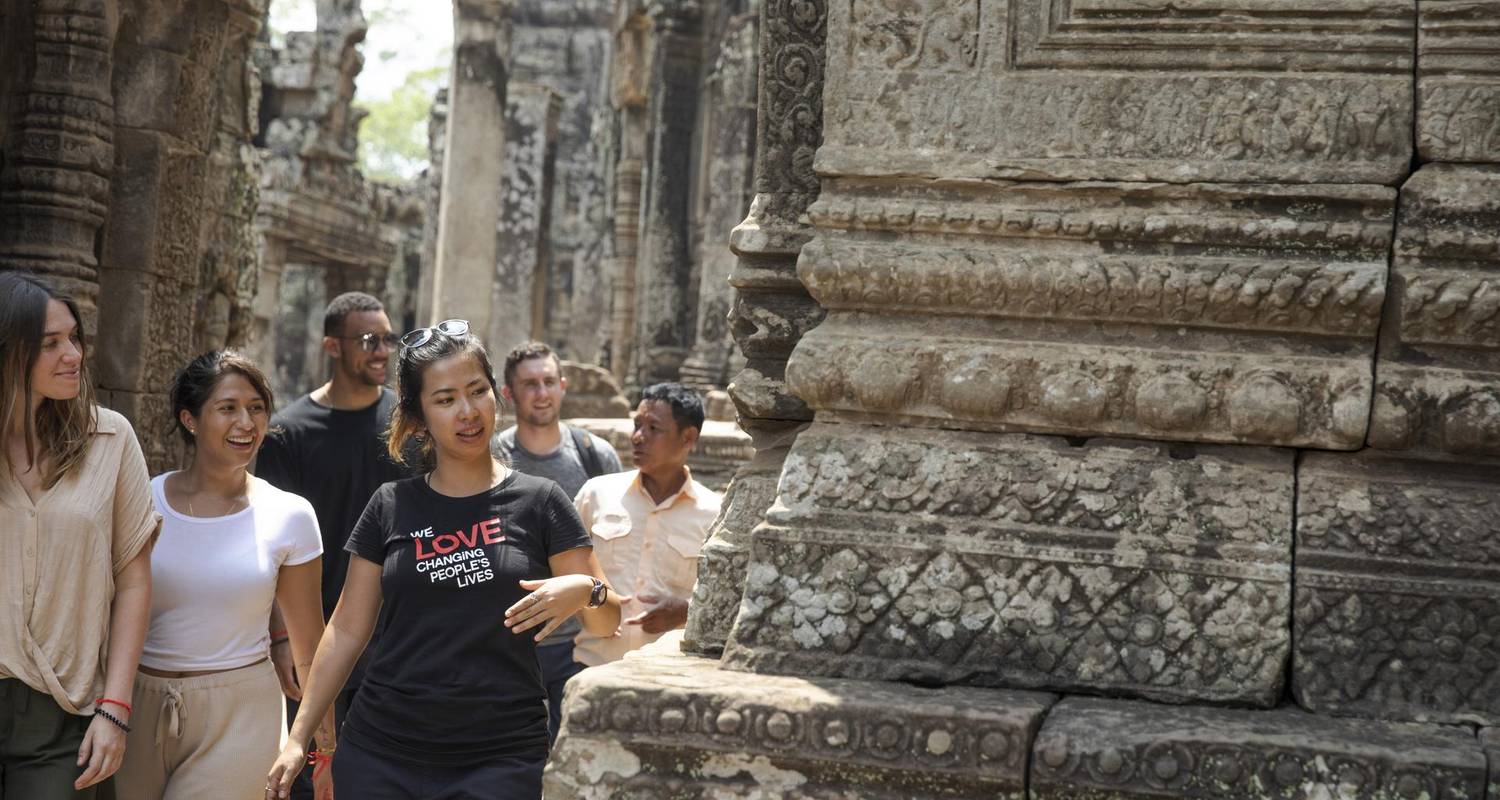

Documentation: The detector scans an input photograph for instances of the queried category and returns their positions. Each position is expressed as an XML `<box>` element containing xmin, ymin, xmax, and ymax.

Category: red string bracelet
<box><xmin>269</xmin><ymin>629</ymin><xmax>288</xmax><ymax>639</ymax></box>
<box><xmin>96</xmin><ymin>697</ymin><xmax>132</xmax><ymax>715</ymax></box>
<box><xmin>308</xmin><ymin>748</ymin><xmax>334</xmax><ymax>780</ymax></box>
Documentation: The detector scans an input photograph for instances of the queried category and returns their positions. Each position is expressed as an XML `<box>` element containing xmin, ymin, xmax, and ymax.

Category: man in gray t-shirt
<box><xmin>493</xmin><ymin>341</ymin><xmax>622</xmax><ymax>743</ymax></box>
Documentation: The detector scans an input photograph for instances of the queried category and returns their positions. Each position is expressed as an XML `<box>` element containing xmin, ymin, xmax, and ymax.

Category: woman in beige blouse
<box><xmin>0</xmin><ymin>272</ymin><xmax>160</xmax><ymax>798</ymax></box>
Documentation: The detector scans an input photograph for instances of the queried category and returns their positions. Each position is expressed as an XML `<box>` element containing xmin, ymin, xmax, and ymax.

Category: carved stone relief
<box><xmin>1032</xmin><ymin>697</ymin><xmax>1487</xmax><ymax>800</ymax></box>
<box><xmin>823</xmin><ymin>1</ymin><xmax>1414</xmax><ymax>184</ymax></box>
<box><xmin>1417</xmin><ymin>1</ymin><xmax>1500</xmax><ymax>163</ymax></box>
<box><xmin>1294</xmin><ymin>452</ymin><xmax>1500</xmax><ymax>725</ymax></box>
<box><xmin>545</xmin><ymin>640</ymin><xmax>1055</xmax><ymax>800</ymax></box>
<box><xmin>1370</xmin><ymin>165</ymin><xmax>1500</xmax><ymax>456</ymax></box>
<box><xmin>722</xmin><ymin>423</ymin><xmax>1293</xmax><ymax>706</ymax></box>
<box><xmin>788</xmin><ymin>180</ymin><xmax>1392</xmax><ymax>450</ymax></box>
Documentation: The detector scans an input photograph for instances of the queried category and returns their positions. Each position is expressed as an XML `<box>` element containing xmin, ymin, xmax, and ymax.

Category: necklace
<box><xmin>187</xmin><ymin>492</ymin><xmax>247</xmax><ymax>518</ymax></box>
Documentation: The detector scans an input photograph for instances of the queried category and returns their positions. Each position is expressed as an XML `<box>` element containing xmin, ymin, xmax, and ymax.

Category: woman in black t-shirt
<box><xmin>265</xmin><ymin>321</ymin><xmax>621</xmax><ymax>799</ymax></box>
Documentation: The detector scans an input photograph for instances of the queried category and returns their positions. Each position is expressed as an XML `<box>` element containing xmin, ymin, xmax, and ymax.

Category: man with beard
<box><xmin>255</xmin><ymin>292</ymin><xmax>408</xmax><ymax>799</ymax></box>
<box><xmin>492</xmin><ymin>341</ymin><xmax>621</xmax><ymax>743</ymax></box>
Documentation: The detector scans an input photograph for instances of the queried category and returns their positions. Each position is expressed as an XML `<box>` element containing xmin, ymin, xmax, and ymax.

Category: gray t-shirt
<box><xmin>493</xmin><ymin>424</ymin><xmax>624</xmax><ymax>645</ymax></box>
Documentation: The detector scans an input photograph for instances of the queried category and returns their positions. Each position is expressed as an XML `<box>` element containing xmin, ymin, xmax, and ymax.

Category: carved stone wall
<box><xmin>0</xmin><ymin>0</ymin><xmax>270</xmax><ymax>472</ymax></box>
<box><xmin>555</xmin><ymin>0</ymin><xmax>1500</xmax><ymax>795</ymax></box>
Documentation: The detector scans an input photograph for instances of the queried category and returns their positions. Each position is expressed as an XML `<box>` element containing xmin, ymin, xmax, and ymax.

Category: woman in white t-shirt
<box><xmin>115</xmin><ymin>352</ymin><xmax>336</xmax><ymax>800</ymax></box>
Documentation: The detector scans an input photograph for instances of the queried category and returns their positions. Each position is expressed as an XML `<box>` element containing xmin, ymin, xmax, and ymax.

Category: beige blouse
<box><xmin>0</xmin><ymin>407</ymin><xmax>160</xmax><ymax>714</ymax></box>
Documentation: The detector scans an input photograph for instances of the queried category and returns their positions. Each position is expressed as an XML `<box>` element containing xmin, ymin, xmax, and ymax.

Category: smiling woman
<box><xmin>0</xmin><ymin>272</ymin><xmax>160</xmax><ymax>799</ymax></box>
<box><xmin>113</xmin><ymin>351</ymin><xmax>334</xmax><ymax>800</ymax></box>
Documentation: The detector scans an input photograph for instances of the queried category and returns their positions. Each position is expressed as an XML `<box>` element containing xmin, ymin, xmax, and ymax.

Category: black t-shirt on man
<box><xmin>256</xmin><ymin>388</ymin><xmax>408</xmax><ymax>617</ymax></box>
<box><xmin>340</xmin><ymin>471</ymin><xmax>592</xmax><ymax>765</ymax></box>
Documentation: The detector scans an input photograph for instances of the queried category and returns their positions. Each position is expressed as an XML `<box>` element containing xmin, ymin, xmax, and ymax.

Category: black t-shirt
<box><xmin>340</xmin><ymin>472</ymin><xmax>592</xmax><ymax>765</ymax></box>
<box><xmin>256</xmin><ymin>389</ymin><xmax>409</xmax><ymax>617</ymax></box>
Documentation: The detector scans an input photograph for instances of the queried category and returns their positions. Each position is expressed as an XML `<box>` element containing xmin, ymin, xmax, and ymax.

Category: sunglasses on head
<box><xmin>400</xmin><ymin>319</ymin><xmax>470</xmax><ymax>349</ymax></box>
<box><xmin>335</xmin><ymin>332</ymin><xmax>402</xmax><ymax>353</ymax></box>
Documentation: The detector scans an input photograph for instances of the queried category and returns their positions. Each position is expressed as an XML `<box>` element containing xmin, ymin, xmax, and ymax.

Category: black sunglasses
<box><xmin>334</xmin><ymin>332</ymin><xmax>401</xmax><ymax>353</ymax></box>
<box><xmin>400</xmin><ymin>319</ymin><xmax>470</xmax><ymax>349</ymax></box>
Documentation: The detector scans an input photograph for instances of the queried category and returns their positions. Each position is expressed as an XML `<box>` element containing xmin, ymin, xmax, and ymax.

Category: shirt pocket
<box><xmin>590</xmin><ymin>512</ymin><xmax>632</xmax><ymax>575</ymax></box>
<box><xmin>661</xmin><ymin>523</ymin><xmax>707</xmax><ymax>596</ymax></box>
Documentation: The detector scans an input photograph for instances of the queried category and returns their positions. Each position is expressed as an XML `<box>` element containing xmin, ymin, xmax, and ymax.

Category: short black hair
<box><xmin>640</xmin><ymin>382</ymin><xmax>704</xmax><ymax>433</ymax></box>
<box><xmin>323</xmin><ymin>292</ymin><xmax>385</xmax><ymax>336</ymax></box>
<box><xmin>503</xmin><ymin>340</ymin><xmax>560</xmax><ymax>388</ymax></box>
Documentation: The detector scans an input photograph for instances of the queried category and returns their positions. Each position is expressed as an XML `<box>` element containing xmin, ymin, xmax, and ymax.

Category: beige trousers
<box><xmin>115</xmin><ymin>660</ymin><xmax>282</xmax><ymax>800</ymax></box>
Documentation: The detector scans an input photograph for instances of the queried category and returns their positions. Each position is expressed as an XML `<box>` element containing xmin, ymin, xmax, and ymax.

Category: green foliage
<box><xmin>356</xmin><ymin>63</ymin><xmax>448</xmax><ymax>183</ymax></box>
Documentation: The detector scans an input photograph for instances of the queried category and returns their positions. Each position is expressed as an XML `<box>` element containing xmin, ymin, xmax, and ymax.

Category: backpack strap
<box><xmin>570</xmin><ymin>425</ymin><xmax>607</xmax><ymax>479</ymax></box>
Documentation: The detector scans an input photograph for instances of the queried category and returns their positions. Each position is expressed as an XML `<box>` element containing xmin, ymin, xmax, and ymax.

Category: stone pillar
<box><xmin>680</xmin><ymin>0</ymin><xmax>827</xmax><ymax>656</ymax></box>
<box><xmin>429</xmin><ymin>0</ymin><xmax>512</xmax><ymax>337</ymax></box>
<box><xmin>678</xmin><ymin>6</ymin><xmax>758</xmax><ymax>392</ymax></box>
<box><xmin>629</xmin><ymin>0</ymin><xmax>705</xmax><ymax>388</ymax></box>
<box><xmin>0</xmin><ymin>0</ymin><xmax>118</xmax><ymax>324</ymax></box>
<box><xmin>417</xmin><ymin>87</ymin><xmax>447</xmax><ymax>326</ymax></box>
<box><xmin>607</xmin><ymin>9</ymin><xmax>649</xmax><ymax>384</ymax></box>
<box><xmin>489</xmin><ymin>83</ymin><xmax>560</xmax><ymax>355</ymax></box>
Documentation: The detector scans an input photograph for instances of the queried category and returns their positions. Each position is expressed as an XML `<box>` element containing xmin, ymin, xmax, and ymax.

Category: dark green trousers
<box><xmin>0</xmin><ymin>678</ymin><xmax>97</xmax><ymax>799</ymax></box>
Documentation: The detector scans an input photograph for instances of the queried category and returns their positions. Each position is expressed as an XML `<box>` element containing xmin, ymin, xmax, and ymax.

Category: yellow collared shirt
<box><xmin>572</xmin><ymin>468</ymin><xmax>721</xmax><ymax>666</ymax></box>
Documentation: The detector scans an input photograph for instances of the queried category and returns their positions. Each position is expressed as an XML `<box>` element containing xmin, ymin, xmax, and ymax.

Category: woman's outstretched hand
<box><xmin>506</xmin><ymin>575</ymin><xmax>595</xmax><ymax>641</ymax></box>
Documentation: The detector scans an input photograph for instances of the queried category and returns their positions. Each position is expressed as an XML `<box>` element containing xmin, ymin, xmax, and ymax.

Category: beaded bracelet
<box><xmin>94</xmin><ymin>707</ymin><xmax>131</xmax><ymax>734</ymax></box>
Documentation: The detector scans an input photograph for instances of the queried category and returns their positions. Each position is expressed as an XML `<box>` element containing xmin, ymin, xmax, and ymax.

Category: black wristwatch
<box><xmin>586</xmin><ymin>577</ymin><xmax>609</xmax><ymax>609</ymax></box>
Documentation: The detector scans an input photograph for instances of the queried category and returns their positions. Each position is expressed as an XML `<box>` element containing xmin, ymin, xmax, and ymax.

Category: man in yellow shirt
<box><xmin>572</xmin><ymin>383</ymin><xmax>722</xmax><ymax>666</ymax></box>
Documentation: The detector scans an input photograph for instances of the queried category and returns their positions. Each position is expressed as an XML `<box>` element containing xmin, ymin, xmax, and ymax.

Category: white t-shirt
<box><xmin>141</xmin><ymin>473</ymin><xmax>322</xmax><ymax>672</ymax></box>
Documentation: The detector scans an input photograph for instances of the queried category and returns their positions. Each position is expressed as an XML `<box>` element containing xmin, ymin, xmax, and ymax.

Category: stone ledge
<box><xmin>545</xmin><ymin>639</ymin><xmax>1055</xmax><ymax>799</ymax></box>
<box><xmin>1032</xmin><ymin>697</ymin><xmax>1486</xmax><ymax>800</ymax></box>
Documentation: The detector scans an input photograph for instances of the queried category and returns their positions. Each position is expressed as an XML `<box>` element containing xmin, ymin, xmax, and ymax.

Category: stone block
<box><xmin>820</xmin><ymin>0</ymin><xmax>1414</xmax><ymax>184</ymax></box>
<box><xmin>1294</xmin><ymin>451</ymin><xmax>1500</xmax><ymax>725</ymax></box>
<box><xmin>1417</xmin><ymin>0</ymin><xmax>1500</xmax><ymax>163</ymax></box>
<box><xmin>788</xmin><ymin>180</ymin><xmax>1392</xmax><ymax>449</ymax></box>
<box><xmin>545</xmin><ymin>640</ymin><xmax>1056</xmax><ymax>799</ymax></box>
<box><xmin>1031</xmin><ymin>697</ymin><xmax>1487</xmax><ymax>800</ymax></box>
<box><xmin>722</xmin><ymin>423</ymin><xmax>1293</xmax><ymax>706</ymax></box>
<box><xmin>1371</xmin><ymin>164</ymin><xmax>1500</xmax><ymax>457</ymax></box>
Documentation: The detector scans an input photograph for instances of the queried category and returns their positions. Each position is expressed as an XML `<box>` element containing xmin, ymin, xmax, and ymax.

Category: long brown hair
<box><xmin>0</xmin><ymin>272</ymin><xmax>98</xmax><ymax>489</ymax></box>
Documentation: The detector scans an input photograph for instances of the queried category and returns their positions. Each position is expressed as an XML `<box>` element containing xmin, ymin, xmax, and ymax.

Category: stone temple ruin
<box><xmin>4</xmin><ymin>0</ymin><xmax>1500</xmax><ymax>796</ymax></box>
<box><xmin>546</xmin><ymin>0</ymin><xmax>1500</xmax><ymax>797</ymax></box>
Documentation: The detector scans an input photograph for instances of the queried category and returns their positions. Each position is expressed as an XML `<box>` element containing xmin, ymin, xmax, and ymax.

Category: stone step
<box><xmin>546</xmin><ymin>637</ymin><xmax>1055</xmax><ymax>799</ymax></box>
